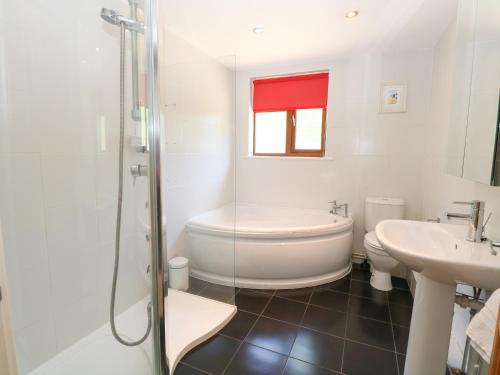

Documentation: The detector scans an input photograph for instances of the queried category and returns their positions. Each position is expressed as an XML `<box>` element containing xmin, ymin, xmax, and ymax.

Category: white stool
<box><xmin>168</xmin><ymin>257</ymin><xmax>189</xmax><ymax>291</ymax></box>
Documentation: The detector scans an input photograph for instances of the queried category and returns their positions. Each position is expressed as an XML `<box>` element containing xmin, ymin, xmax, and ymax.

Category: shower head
<box><xmin>100</xmin><ymin>8</ymin><xmax>144</xmax><ymax>33</ymax></box>
<box><xmin>101</xmin><ymin>8</ymin><xmax>122</xmax><ymax>25</ymax></box>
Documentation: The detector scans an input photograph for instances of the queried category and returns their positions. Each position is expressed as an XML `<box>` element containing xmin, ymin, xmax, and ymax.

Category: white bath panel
<box><xmin>29</xmin><ymin>290</ymin><xmax>236</xmax><ymax>375</ymax></box>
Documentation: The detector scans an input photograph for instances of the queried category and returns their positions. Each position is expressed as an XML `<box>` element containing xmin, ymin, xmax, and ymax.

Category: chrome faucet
<box><xmin>446</xmin><ymin>200</ymin><xmax>485</xmax><ymax>242</ymax></box>
<box><xmin>329</xmin><ymin>200</ymin><xmax>348</xmax><ymax>218</ymax></box>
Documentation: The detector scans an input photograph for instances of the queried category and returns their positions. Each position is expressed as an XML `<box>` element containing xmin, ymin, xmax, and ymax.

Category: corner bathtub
<box><xmin>187</xmin><ymin>205</ymin><xmax>354</xmax><ymax>289</ymax></box>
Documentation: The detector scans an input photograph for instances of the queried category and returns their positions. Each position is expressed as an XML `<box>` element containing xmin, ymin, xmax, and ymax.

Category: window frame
<box><xmin>253</xmin><ymin>108</ymin><xmax>327</xmax><ymax>157</ymax></box>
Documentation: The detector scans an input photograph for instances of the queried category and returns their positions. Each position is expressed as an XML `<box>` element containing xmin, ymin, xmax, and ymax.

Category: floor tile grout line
<box><xmin>387</xmin><ymin>284</ymin><xmax>402</xmax><ymax>375</ymax></box>
<box><xmin>344</xmin><ymin>337</ymin><xmax>401</xmax><ymax>354</ymax></box>
<box><xmin>281</xmin><ymin>356</ymin><xmax>345</xmax><ymax>375</ymax></box>
<box><xmin>337</xmin><ymin>309</ymin><xmax>392</xmax><ymax>325</ymax></box>
<box><xmin>256</xmin><ymin>290</ymin><xmax>409</xmax><ymax>319</ymax></box>
<box><xmin>279</xmin><ymin>285</ymin><xmax>317</xmax><ymax>375</ymax></box>
<box><xmin>271</xmin><ymin>293</ymin><xmax>313</xmax><ymax>306</ymax></box>
<box><xmin>177</xmin><ymin>361</ymin><xmax>214</xmax><ymax>375</ymax></box>
<box><xmin>340</xmin><ymin>267</ymin><xmax>354</xmax><ymax>373</ymax></box>
<box><xmin>219</xmin><ymin>340</ymin><xmax>345</xmax><ymax>375</ymax></box>
<box><xmin>241</xmin><ymin>312</ymin><xmax>344</xmax><ymax>339</ymax></box>
<box><xmin>220</xmin><ymin>288</ymin><xmax>276</xmax><ymax>375</ymax></box>
<box><xmin>254</xmin><ymin>299</ymin><xmax>390</xmax><ymax>339</ymax></box>
<box><xmin>222</xmin><ymin>335</ymin><xmax>346</xmax><ymax>374</ymax></box>
<box><xmin>226</xmin><ymin>321</ymin><xmax>402</xmax><ymax>359</ymax></box>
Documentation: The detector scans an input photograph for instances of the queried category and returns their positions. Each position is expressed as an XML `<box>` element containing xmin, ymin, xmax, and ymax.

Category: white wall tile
<box><xmin>3</xmin><ymin>261</ymin><xmax>52</xmax><ymax>333</ymax></box>
<box><xmin>41</xmin><ymin>154</ymin><xmax>96</xmax><ymax>208</ymax></box>
<box><xmin>161</xmin><ymin>31</ymin><xmax>236</xmax><ymax>260</ymax></box>
<box><xmin>0</xmin><ymin>154</ymin><xmax>44</xmax><ymax>214</ymax></box>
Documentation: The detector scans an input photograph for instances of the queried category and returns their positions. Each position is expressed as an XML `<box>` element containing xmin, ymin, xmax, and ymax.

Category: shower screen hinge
<box><xmin>0</xmin><ymin>286</ymin><xmax>3</xmax><ymax>303</ymax></box>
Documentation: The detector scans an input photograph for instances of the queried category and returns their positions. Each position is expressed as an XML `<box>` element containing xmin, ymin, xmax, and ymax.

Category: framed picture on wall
<box><xmin>379</xmin><ymin>83</ymin><xmax>407</xmax><ymax>113</ymax></box>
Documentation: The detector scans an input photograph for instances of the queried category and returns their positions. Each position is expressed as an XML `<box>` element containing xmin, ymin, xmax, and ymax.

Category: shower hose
<box><xmin>109</xmin><ymin>22</ymin><xmax>152</xmax><ymax>347</ymax></box>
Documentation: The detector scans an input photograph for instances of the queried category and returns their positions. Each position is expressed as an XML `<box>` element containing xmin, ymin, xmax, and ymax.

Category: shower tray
<box><xmin>28</xmin><ymin>290</ymin><xmax>236</xmax><ymax>375</ymax></box>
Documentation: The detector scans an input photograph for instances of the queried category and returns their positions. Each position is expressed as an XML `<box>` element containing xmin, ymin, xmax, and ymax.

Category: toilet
<box><xmin>364</xmin><ymin>197</ymin><xmax>405</xmax><ymax>291</ymax></box>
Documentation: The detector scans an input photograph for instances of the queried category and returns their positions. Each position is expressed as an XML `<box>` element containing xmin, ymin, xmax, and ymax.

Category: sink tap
<box><xmin>329</xmin><ymin>200</ymin><xmax>348</xmax><ymax>218</ymax></box>
<box><xmin>446</xmin><ymin>200</ymin><xmax>485</xmax><ymax>243</ymax></box>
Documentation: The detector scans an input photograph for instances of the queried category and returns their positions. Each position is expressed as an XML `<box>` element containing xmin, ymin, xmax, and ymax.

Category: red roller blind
<box><xmin>253</xmin><ymin>72</ymin><xmax>329</xmax><ymax>112</ymax></box>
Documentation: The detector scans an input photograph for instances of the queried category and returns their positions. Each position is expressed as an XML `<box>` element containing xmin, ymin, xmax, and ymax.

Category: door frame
<box><xmin>491</xmin><ymin>306</ymin><xmax>500</xmax><ymax>374</ymax></box>
<box><xmin>0</xmin><ymin>220</ymin><xmax>18</xmax><ymax>374</ymax></box>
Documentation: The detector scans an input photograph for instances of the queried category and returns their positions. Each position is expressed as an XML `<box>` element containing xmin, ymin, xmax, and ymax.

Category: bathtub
<box><xmin>187</xmin><ymin>205</ymin><xmax>354</xmax><ymax>289</ymax></box>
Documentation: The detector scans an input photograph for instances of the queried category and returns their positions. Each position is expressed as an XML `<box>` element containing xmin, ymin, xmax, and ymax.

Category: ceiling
<box><xmin>162</xmin><ymin>0</ymin><xmax>457</xmax><ymax>71</ymax></box>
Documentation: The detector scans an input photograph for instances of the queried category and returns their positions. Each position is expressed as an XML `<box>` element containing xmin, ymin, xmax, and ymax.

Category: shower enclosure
<box><xmin>0</xmin><ymin>0</ymin><xmax>237</xmax><ymax>373</ymax></box>
<box><xmin>0</xmin><ymin>0</ymin><xmax>168</xmax><ymax>373</ymax></box>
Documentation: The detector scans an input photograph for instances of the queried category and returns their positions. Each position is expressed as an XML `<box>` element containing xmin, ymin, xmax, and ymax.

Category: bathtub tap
<box><xmin>329</xmin><ymin>200</ymin><xmax>348</xmax><ymax>218</ymax></box>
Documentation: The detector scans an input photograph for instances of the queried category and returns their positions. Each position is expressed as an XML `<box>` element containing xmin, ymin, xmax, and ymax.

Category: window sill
<box><xmin>243</xmin><ymin>155</ymin><xmax>334</xmax><ymax>161</ymax></box>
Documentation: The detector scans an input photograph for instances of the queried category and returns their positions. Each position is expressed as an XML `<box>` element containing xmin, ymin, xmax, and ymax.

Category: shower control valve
<box><xmin>130</xmin><ymin>164</ymin><xmax>148</xmax><ymax>183</ymax></box>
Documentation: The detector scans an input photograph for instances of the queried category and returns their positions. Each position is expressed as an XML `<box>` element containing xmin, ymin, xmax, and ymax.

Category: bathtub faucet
<box><xmin>329</xmin><ymin>200</ymin><xmax>348</xmax><ymax>218</ymax></box>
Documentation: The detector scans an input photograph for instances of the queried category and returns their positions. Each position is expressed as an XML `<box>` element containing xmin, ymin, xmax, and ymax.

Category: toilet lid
<box><xmin>365</xmin><ymin>231</ymin><xmax>383</xmax><ymax>249</ymax></box>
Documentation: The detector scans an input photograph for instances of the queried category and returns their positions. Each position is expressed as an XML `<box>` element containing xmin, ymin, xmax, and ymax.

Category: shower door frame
<box><xmin>145</xmin><ymin>0</ymin><xmax>168</xmax><ymax>374</ymax></box>
<box><xmin>0</xmin><ymin>222</ymin><xmax>18</xmax><ymax>375</ymax></box>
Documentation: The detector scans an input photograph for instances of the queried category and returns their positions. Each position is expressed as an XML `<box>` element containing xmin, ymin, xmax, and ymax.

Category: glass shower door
<box><xmin>157</xmin><ymin>1</ymin><xmax>238</xmax><ymax>370</ymax></box>
<box><xmin>0</xmin><ymin>0</ymin><xmax>164</xmax><ymax>373</ymax></box>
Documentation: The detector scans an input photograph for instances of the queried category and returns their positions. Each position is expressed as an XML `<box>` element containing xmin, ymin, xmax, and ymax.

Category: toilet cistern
<box><xmin>446</xmin><ymin>200</ymin><xmax>487</xmax><ymax>243</ymax></box>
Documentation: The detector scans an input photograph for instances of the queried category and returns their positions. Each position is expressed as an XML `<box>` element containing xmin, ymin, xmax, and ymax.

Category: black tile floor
<box><xmin>174</xmin><ymin>264</ymin><xmax>448</xmax><ymax>375</ymax></box>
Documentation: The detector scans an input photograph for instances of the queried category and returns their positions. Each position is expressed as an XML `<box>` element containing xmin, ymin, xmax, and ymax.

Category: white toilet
<box><xmin>364</xmin><ymin>197</ymin><xmax>405</xmax><ymax>291</ymax></box>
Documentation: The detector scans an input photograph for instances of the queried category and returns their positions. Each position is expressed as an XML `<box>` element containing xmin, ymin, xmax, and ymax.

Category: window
<box><xmin>252</xmin><ymin>72</ymin><xmax>329</xmax><ymax>157</ymax></box>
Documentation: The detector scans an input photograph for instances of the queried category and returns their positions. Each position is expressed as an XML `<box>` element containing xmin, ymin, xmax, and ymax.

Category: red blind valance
<box><xmin>252</xmin><ymin>72</ymin><xmax>329</xmax><ymax>112</ymax></box>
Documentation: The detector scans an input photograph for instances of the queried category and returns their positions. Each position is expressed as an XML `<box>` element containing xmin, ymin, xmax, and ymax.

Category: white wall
<box><xmin>422</xmin><ymin>9</ymin><xmax>500</xmax><ymax>368</ymax></box>
<box><xmin>0</xmin><ymin>1</ymin><xmax>149</xmax><ymax>372</ymax></box>
<box><xmin>160</xmin><ymin>31</ymin><xmax>235</xmax><ymax>262</ymax></box>
<box><xmin>235</xmin><ymin>51</ymin><xmax>434</xmax><ymax>254</ymax></box>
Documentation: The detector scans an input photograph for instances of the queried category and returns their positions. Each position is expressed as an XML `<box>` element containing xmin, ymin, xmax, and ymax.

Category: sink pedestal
<box><xmin>405</xmin><ymin>275</ymin><xmax>456</xmax><ymax>375</ymax></box>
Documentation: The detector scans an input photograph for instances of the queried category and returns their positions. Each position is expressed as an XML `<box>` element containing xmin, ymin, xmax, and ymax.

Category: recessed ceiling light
<box><xmin>252</xmin><ymin>27</ymin><xmax>264</xmax><ymax>34</ymax></box>
<box><xmin>345</xmin><ymin>10</ymin><xmax>359</xmax><ymax>19</ymax></box>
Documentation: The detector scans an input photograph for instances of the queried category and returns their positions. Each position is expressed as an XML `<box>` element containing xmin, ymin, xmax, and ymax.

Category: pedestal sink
<box><xmin>376</xmin><ymin>220</ymin><xmax>500</xmax><ymax>375</ymax></box>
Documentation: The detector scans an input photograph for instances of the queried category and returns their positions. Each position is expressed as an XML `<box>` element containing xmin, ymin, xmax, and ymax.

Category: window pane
<box><xmin>294</xmin><ymin>108</ymin><xmax>323</xmax><ymax>150</ymax></box>
<box><xmin>254</xmin><ymin>111</ymin><xmax>287</xmax><ymax>154</ymax></box>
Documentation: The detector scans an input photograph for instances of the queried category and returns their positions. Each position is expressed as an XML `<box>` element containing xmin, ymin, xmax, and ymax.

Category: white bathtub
<box><xmin>187</xmin><ymin>205</ymin><xmax>354</xmax><ymax>289</ymax></box>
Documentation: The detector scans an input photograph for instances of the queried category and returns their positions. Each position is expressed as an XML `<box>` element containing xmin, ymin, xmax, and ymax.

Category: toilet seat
<box><xmin>364</xmin><ymin>231</ymin><xmax>388</xmax><ymax>256</ymax></box>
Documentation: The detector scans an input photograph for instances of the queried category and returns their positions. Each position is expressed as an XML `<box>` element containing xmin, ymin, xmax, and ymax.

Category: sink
<box><xmin>376</xmin><ymin>220</ymin><xmax>500</xmax><ymax>290</ymax></box>
<box><xmin>376</xmin><ymin>220</ymin><xmax>500</xmax><ymax>375</ymax></box>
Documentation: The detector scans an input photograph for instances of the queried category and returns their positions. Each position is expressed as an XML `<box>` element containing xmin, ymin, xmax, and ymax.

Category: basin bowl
<box><xmin>376</xmin><ymin>220</ymin><xmax>500</xmax><ymax>291</ymax></box>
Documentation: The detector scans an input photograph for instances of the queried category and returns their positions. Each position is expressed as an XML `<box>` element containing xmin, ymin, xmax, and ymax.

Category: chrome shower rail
<box><xmin>145</xmin><ymin>0</ymin><xmax>168</xmax><ymax>373</ymax></box>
